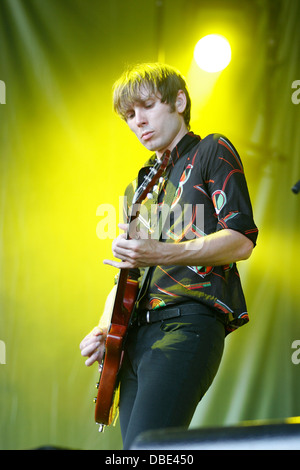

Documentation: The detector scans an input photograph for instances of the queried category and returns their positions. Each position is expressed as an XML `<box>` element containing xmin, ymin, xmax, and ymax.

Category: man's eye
<box><xmin>126</xmin><ymin>112</ymin><xmax>135</xmax><ymax>120</ymax></box>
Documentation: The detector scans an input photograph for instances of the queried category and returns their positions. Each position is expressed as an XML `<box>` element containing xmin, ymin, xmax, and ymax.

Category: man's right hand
<box><xmin>79</xmin><ymin>326</ymin><xmax>107</xmax><ymax>368</ymax></box>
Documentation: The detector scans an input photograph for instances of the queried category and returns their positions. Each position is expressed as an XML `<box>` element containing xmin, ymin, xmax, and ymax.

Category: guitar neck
<box><xmin>108</xmin><ymin>150</ymin><xmax>171</xmax><ymax>328</ymax></box>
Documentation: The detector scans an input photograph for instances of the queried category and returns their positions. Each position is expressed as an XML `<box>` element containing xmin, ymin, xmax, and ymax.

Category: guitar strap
<box><xmin>134</xmin><ymin>152</ymin><xmax>190</xmax><ymax>312</ymax></box>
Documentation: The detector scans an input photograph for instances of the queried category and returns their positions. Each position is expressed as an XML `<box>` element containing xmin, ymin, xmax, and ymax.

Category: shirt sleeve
<box><xmin>204</xmin><ymin>134</ymin><xmax>258</xmax><ymax>246</ymax></box>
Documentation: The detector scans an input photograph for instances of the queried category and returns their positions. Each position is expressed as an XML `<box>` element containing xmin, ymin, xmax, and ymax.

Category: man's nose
<box><xmin>135</xmin><ymin>108</ymin><xmax>147</xmax><ymax>126</ymax></box>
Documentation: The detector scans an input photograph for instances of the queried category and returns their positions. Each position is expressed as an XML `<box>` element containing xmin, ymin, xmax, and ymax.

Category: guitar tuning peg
<box><xmin>153</xmin><ymin>185</ymin><xmax>158</xmax><ymax>192</ymax></box>
<box><xmin>147</xmin><ymin>193</ymin><xmax>153</xmax><ymax>199</ymax></box>
<box><xmin>159</xmin><ymin>177</ymin><xmax>164</xmax><ymax>183</ymax></box>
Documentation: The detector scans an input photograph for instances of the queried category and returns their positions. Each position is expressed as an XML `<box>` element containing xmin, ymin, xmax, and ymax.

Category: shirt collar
<box><xmin>169</xmin><ymin>131</ymin><xmax>201</xmax><ymax>167</ymax></box>
<box><xmin>138</xmin><ymin>131</ymin><xmax>201</xmax><ymax>187</ymax></box>
<box><xmin>142</xmin><ymin>131</ymin><xmax>201</xmax><ymax>169</ymax></box>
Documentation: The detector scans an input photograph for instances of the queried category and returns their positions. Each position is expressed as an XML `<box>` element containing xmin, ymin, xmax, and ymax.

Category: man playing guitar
<box><xmin>80</xmin><ymin>63</ymin><xmax>258</xmax><ymax>450</ymax></box>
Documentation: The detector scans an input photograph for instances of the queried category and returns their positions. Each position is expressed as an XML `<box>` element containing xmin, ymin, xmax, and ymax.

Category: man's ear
<box><xmin>175</xmin><ymin>90</ymin><xmax>187</xmax><ymax>113</ymax></box>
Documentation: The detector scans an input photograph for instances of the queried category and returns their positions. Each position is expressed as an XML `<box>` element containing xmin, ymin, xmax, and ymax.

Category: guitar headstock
<box><xmin>132</xmin><ymin>150</ymin><xmax>171</xmax><ymax>205</ymax></box>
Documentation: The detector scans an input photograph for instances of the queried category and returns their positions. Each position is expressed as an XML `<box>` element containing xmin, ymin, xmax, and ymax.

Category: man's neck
<box><xmin>156</xmin><ymin>125</ymin><xmax>189</xmax><ymax>161</ymax></box>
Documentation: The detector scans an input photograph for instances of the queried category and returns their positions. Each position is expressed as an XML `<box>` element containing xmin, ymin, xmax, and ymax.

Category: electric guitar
<box><xmin>94</xmin><ymin>150</ymin><xmax>171</xmax><ymax>432</ymax></box>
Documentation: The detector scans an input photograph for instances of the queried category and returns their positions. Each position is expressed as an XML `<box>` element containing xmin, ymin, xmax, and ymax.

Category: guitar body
<box><xmin>93</xmin><ymin>150</ymin><xmax>171</xmax><ymax>431</ymax></box>
<box><xmin>94</xmin><ymin>275</ymin><xmax>138</xmax><ymax>428</ymax></box>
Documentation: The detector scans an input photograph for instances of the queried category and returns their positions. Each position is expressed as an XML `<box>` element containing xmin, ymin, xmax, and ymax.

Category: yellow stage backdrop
<box><xmin>0</xmin><ymin>0</ymin><xmax>300</xmax><ymax>450</ymax></box>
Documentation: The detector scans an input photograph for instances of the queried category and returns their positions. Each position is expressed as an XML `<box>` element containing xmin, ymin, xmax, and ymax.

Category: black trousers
<box><xmin>118</xmin><ymin>303</ymin><xmax>226</xmax><ymax>450</ymax></box>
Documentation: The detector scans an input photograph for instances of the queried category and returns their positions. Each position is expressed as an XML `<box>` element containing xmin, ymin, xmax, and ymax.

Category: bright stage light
<box><xmin>194</xmin><ymin>34</ymin><xmax>231</xmax><ymax>73</ymax></box>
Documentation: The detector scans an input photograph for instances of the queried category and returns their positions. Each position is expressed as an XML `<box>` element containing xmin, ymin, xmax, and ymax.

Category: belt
<box><xmin>135</xmin><ymin>302</ymin><xmax>219</xmax><ymax>326</ymax></box>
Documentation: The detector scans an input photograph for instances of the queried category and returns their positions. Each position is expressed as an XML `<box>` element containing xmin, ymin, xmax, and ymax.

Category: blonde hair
<box><xmin>113</xmin><ymin>63</ymin><xmax>191</xmax><ymax>129</ymax></box>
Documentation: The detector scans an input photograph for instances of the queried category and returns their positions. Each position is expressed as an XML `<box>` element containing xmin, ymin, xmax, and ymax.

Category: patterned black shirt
<box><xmin>124</xmin><ymin>132</ymin><xmax>258</xmax><ymax>333</ymax></box>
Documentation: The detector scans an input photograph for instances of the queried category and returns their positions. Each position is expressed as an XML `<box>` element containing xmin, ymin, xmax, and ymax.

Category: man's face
<box><xmin>125</xmin><ymin>90</ymin><xmax>187</xmax><ymax>159</ymax></box>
